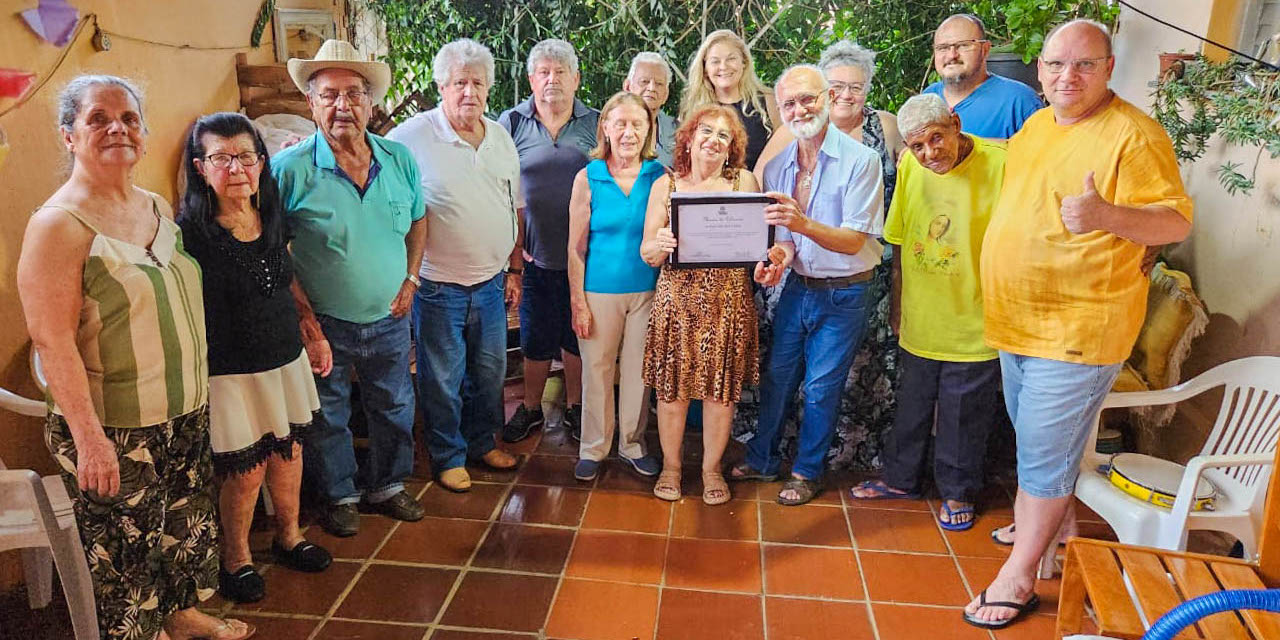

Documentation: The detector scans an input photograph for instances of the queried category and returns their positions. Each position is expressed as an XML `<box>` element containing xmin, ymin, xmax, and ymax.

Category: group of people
<box><xmin>14</xmin><ymin>11</ymin><xmax>1193</xmax><ymax>638</ymax></box>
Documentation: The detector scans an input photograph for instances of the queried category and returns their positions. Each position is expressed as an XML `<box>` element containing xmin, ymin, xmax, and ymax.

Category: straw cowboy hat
<box><xmin>288</xmin><ymin>39</ymin><xmax>391</xmax><ymax>105</ymax></box>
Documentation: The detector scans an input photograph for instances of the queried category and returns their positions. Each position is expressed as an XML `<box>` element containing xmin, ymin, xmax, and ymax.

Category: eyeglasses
<box><xmin>780</xmin><ymin>93</ymin><xmax>821</xmax><ymax>113</ymax></box>
<box><xmin>933</xmin><ymin>39</ymin><xmax>987</xmax><ymax>54</ymax></box>
<box><xmin>1041</xmin><ymin>57</ymin><xmax>1110</xmax><ymax>74</ymax></box>
<box><xmin>315</xmin><ymin>90</ymin><xmax>369</xmax><ymax>106</ymax></box>
<box><xmin>203</xmin><ymin>152</ymin><xmax>261</xmax><ymax>169</ymax></box>
<box><xmin>829</xmin><ymin>81</ymin><xmax>867</xmax><ymax>97</ymax></box>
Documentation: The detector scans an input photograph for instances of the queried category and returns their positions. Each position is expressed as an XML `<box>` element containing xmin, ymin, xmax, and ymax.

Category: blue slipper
<box><xmin>939</xmin><ymin>501</ymin><xmax>976</xmax><ymax>531</ymax></box>
<box><xmin>849</xmin><ymin>479</ymin><xmax>921</xmax><ymax>501</ymax></box>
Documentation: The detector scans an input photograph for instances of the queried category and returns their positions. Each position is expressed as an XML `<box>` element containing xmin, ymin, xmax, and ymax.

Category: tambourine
<box><xmin>1107</xmin><ymin>453</ymin><xmax>1216</xmax><ymax>511</ymax></box>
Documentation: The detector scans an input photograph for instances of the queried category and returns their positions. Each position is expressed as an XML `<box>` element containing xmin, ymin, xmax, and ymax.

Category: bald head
<box><xmin>937</xmin><ymin>14</ymin><xmax>986</xmax><ymax>40</ymax></box>
<box><xmin>775</xmin><ymin>64</ymin><xmax>828</xmax><ymax>97</ymax></box>
<box><xmin>1043</xmin><ymin>19</ymin><xmax>1112</xmax><ymax>58</ymax></box>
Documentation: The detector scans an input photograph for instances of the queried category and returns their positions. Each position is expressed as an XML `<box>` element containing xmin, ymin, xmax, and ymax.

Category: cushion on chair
<box><xmin>1112</xmin><ymin>364</ymin><xmax>1150</xmax><ymax>393</ymax></box>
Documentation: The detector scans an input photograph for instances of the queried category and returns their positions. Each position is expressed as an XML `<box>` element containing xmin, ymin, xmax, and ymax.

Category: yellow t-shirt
<box><xmin>885</xmin><ymin>135</ymin><xmax>1004</xmax><ymax>362</ymax></box>
<box><xmin>981</xmin><ymin>96</ymin><xmax>1193</xmax><ymax>365</ymax></box>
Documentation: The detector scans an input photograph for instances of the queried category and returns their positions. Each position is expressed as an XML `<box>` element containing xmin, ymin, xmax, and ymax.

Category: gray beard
<box><xmin>787</xmin><ymin>105</ymin><xmax>830</xmax><ymax>140</ymax></box>
<box><xmin>942</xmin><ymin>68</ymin><xmax>975</xmax><ymax>87</ymax></box>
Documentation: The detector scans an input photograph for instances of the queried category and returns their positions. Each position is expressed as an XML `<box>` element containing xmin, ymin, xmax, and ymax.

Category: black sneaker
<box><xmin>218</xmin><ymin>565</ymin><xmax>265</xmax><ymax>603</ymax></box>
<box><xmin>502</xmin><ymin>404</ymin><xmax>545</xmax><ymax>443</ymax></box>
<box><xmin>362</xmin><ymin>490</ymin><xmax>425</xmax><ymax>522</ymax></box>
<box><xmin>320</xmin><ymin>503</ymin><xmax>360</xmax><ymax>538</ymax></box>
<box><xmin>564</xmin><ymin>404</ymin><xmax>582</xmax><ymax>442</ymax></box>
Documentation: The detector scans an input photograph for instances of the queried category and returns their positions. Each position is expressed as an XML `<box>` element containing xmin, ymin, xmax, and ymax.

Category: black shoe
<box><xmin>362</xmin><ymin>490</ymin><xmax>425</xmax><ymax>522</ymax></box>
<box><xmin>320</xmin><ymin>503</ymin><xmax>360</xmax><ymax>538</ymax></box>
<box><xmin>218</xmin><ymin>564</ymin><xmax>265</xmax><ymax>603</ymax></box>
<box><xmin>272</xmin><ymin>539</ymin><xmax>332</xmax><ymax>573</ymax></box>
<box><xmin>564</xmin><ymin>404</ymin><xmax>582</xmax><ymax>442</ymax></box>
<box><xmin>502</xmin><ymin>404</ymin><xmax>545</xmax><ymax>443</ymax></box>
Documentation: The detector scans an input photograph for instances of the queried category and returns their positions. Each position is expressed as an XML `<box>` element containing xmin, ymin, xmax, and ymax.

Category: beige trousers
<box><xmin>578</xmin><ymin>290</ymin><xmax>655</xmax><ymax>461</ymax></box>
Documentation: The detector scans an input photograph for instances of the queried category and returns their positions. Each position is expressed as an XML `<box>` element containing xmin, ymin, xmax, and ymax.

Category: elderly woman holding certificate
<box><xmin>640</xmin><ymin>103</ymin><xmax>789</xmax><ymax>505</ymax></box>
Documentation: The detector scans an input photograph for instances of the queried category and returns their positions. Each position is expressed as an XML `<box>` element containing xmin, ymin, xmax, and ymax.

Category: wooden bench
<box><xmin>1057</xmin><ymin>446</ymin><xmax>1280</xmax><ymax>638</ymax></box>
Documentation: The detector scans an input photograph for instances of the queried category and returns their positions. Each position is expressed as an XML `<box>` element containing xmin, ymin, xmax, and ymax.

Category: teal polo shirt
<box><xmin>272</xmin><ymin>131</ymin><xmax>425</xmax><ymax>324</ymax></box>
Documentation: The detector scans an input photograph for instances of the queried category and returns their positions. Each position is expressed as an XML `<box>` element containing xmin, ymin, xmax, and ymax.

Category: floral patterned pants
<box><xmin>45</xmin><ymin>406</ymin><xmax>219</xmax><ymax>640</ymax></box>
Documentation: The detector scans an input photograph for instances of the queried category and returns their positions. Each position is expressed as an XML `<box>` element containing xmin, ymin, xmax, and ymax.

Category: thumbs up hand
<box><xmin>1059</xmin><ymin>171</ymin><xmax>1111</xmax><ymax>234</ymax></box>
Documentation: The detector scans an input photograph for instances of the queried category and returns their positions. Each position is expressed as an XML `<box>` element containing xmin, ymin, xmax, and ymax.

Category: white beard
<box><xmin>787</xmin><ymin>103</ymin><xmax>830</xmax><ymax>140</ymax></box>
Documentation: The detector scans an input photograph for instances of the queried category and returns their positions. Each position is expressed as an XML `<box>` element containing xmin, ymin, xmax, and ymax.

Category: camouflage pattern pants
<box><xmin>45</xmin><ymin>406</ymin><xmax>219</xmax><ymax>640</ymax></box>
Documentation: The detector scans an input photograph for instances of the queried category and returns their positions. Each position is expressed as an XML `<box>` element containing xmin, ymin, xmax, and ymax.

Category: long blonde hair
<box><xmin>679</xmin><ymin>30</ymin><xmax>771</xmax><ymax>130</ymax></box>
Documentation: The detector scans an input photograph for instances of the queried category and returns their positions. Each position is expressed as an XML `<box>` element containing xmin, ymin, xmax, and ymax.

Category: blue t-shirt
<box><xmin>583</xmin><ymin>159</ymin><xmax>664</xmax><ymax>293</ymax></box>
<box><xmin>924</xmin><ymin>74</ymin><xmax>1042</xmax><ymax>140</ymax></box>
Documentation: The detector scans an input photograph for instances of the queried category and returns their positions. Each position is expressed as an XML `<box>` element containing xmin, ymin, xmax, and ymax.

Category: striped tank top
<box><xmin>47</xmin><ymin>194</ymin><xmax>208</xmax><ymax>428</ymax></box>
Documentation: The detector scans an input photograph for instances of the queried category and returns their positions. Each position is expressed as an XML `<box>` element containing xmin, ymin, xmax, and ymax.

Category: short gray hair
<box><xmin>627</xmin><ymin>52</ymin><xmax>672</xmax><ymax>84</ymax></box>
<box><xmin>1044</xmin><ymin>19</ymin><xmax>1113</xmax><ymax>57</ymax></box>
<box><xmin>819</xmin><ymin>40</ymin><xmax>877</xmax><ymax>83</ymax></box>
<box><xmin>774</xmin><ymin>63</ymin><xmax>829</xmax><ymax>98</ymax></box>
<box><xmin>896</xmin><ymin>93</ymin><xmax>954</xmax><ymax>136</ymax></box>
<box><xmin>434</xmin><ymin>38</ymin><xmax>495</xmax><ymax>88</ymax></box>
<box><xmin>526</xmin><ymin>38</ymin><xmax>579</xmax><ymax>75</ymax></box>
<box><xmin>57</xmin><ymin>75</ymin><xmax>145</xmax><ymax>131</ymax></box>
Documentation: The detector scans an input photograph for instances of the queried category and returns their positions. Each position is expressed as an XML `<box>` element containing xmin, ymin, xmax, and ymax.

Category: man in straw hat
<box><xmin>272</xmin><ymin>39</ymin><xmax>428</xmax><ymax>538</ymax></box>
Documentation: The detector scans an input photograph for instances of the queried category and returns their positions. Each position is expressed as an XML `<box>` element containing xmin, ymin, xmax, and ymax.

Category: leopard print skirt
<box><xmin>642</xmin><ymin>265</ymin><xmax>759</xmax><ymax>404</ymax></box>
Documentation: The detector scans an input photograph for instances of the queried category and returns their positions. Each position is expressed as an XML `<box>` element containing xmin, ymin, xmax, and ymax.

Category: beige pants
<box><xmin>578</xmin><ymin>290</ymin><xmax>655</xmax><ymax>461</ymax></box>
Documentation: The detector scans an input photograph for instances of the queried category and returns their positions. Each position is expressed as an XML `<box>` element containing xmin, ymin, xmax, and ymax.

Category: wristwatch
<box><xmin>406</xmin><ymin>273</ymin><xmax>421</xmax><ymax>287</ymax></box>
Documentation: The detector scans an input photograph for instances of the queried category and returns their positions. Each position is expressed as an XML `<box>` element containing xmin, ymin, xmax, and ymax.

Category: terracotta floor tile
<box><xmin>858</xmin><ymin>551</ymin><xmax>970</xmax><ymax>606</ymax></box>
<box><xmin>946</xmin><ymin>515</ymin><xmax>1014</xmax><ymax>559</ymax></box>
<box><xmin>231</xmin><ymin>614</ymin><xmax>321</xmax><ymax>638</ymax></box>
<box><xmin>580</xmin><ymin>491</ymin><xmax>671</xmax><ymax>533</ymax></box>
<box><xmin>334</xmin><ymin>565</ymin><xmax>458</xmax><ymax>623</ymax></box>
<box><xmin>472</xmin><ymin>523</ymin><xmax>575</xmax><ymax>574</ymax></box>
<box><xmin>465</xmin><ymin>454</ymin><xmax>523</xmax><ymax>484</ymax></box>
<box><xmin>764</xmin><ymin>597</ymin><xmax>875</xmax><ymax>640</ymax></box>
<box><xmin>671</xmin><ymin>498</ymin><xmax>758</xmax><ymax>540</ymax></box>
<box><xmin>763</xmin><ymin>544</ymin><xmax>863</xmax><ymax>600</ymax></box>
<box><xmin>430</xmin><ymin>630</ymin><xmax>533</xmax><ymax>640</ymax></box>
<box><xmin>992</xmin><ymin>613</ymin><xmax>1063</xmax><ymax>640</ymax></box>
<box><xmin>655</xmin><ymin>589</ymin><xmax>763</xmax><ymax>640</ymax></box>
<box><xmin>595</xmin><ymin>463</ymin><xmax>656</xmax><ymax>493</ymax></box>
<box><xmin>230</xmin><ymin>561</ymin><xmax>360</xmax><ymax>616</ymax></box>
<box><xmin>956</xmin><ymin>556</ymin><xmax>1062</xmax><ymax>615</ymax></box>
<box><xmin>848</xmin><ymin>507</ymin><xmax>948</xmax><ymax>554</ymax></box>
<box><xmin>545</xmin><ymin>578</ymin><xmax>660</xmax><ymax>640</ymax></box>
<box><xmin>871</xmin><ymin>603</ymin><xmax>990</xmax><ymax>640</ymax></box>
<box><xmin>746</xmin><ymin>479</ymin><xmax>843</xmax><ymax>505</ymax></box>
<box><xmin>376</xmin><ymin>516</ymin><xmax>489</xmax><ymax>565</ymax></box>
<box><xmin>498</xmin><ymin>485</ymin><xmax>590</xmax><ymax>526</ymax></box>
<box><xmin>306</xmin><ymin>515</ymin><xmax>397</xmax><ymax>559</ymax></box>
<box><xmin>419</xmin><ymin>482</ymin><xmax>508</xmax><ymax>520</ymax></box>
<box><xmin>438</xmin><ymin>571</ymin><xmax>557</xmax><ymax>632</ymax></box>
<box><xmin>534</xmin><ymin>428</ymin><xmax>580</xmax><ymax>457</ymax></box>
<box><xmin>664</xmin><ymin>538</ymin><xmax>762</xmax><ymax>593</ymax></box>
<box><xmin>566</xmin><ymin>530</ymin><xmax>667</xmax><ymax>584</ymax></box>
<box><xmin>759</xmin><ymin>502</ymin><xmax>851</xmax><ymax>547</ymax></box>
<box><xmin>517</xmin><ymin>455</ymin><xmax>587</xmax><ymax>486</ymax></box>
<box><xmin>315</xmin><ymin>619</ymin><xmax>429</xmax><ymax>639</ymax></box>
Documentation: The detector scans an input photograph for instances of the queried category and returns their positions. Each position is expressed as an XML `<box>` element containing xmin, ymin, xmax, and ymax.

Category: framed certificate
<box><xmin>669</xmin><ymin>192</ymin><xmax>776</xmax><ymax>269</ymax></box>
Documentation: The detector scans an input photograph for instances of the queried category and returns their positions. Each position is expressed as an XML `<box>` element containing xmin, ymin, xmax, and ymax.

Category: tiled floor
<box><xmin>9</xmin><ymin>383</ymin><xmax>1125</xmax><ymax>640</ymax></box>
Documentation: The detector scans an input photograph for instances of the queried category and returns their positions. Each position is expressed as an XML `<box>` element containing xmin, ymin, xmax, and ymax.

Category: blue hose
<box><xmin>1143</xmin><ymin>589</ymin><xmax>1280</xmax><ymax>639</ymax></box>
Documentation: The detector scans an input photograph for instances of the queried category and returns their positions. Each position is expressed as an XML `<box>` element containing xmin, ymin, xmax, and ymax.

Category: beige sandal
<box><xmin>653</xmin><ymin>468</ymin><xmax>681</xmax><ymax>501</ymax></box>
<box><xmin>702</xmin><ymin>471</ymin><xmax>730</xmax><ymax>506</ymax></box>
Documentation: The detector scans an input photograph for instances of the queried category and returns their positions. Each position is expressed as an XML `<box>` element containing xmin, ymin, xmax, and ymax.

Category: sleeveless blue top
<box><xmin>584</xmin><ymin>159</ymin><xmax>664</xmax><ymax>293</ymax></box>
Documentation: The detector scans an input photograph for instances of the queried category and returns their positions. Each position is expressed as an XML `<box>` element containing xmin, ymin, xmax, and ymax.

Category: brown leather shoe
<box><xmin>479</xmin><ymin>448</ymin><xmax>518</xmax><ymax>470</ymax></box>
<box><xmin>438</xmin><ymin>467</ymin><xmax>472</xmax><ymax>492</ymax></box>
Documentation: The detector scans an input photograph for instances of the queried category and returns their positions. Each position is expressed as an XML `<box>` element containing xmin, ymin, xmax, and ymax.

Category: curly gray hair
<box><xmin>526</xmin><ymin>38</ymin><xmax>579</xmax><ymax>75</ymax></box>
<box><xmin>818</xmin><ymin>40</ymin><xmax>877</xmax><ymax>83</ymax></box>
<box><xmin>896</xmin><ymin>93</ymin><xmax>954</xmax><ymax>136</ymax></box>
<box><xmin>434</xmin><ymin>38</ymin><xmax>495</xmax><ymax>88</ymax></box>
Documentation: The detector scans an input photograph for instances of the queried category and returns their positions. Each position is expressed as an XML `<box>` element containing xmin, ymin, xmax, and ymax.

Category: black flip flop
<box><xmin>962</xmin><ymin>590</ymin><xmax>1040</xmax><ymax>629</ymax></box>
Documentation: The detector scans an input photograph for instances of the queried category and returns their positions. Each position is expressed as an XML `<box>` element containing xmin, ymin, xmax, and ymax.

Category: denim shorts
<box><xmin>999</xmin><ymin>351</ymin><xmax>1122</xmax><ymax>499</ymax></box>
<box><xmin>518</xmin><ymin>260</ymin><xmax>580</xmax><ymax>361</ymax></box>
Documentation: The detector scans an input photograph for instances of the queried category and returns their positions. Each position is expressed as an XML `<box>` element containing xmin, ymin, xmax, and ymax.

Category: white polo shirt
<box><xmin>387</xmin><ymin>107</ymin><xmax>525</xmax><ymax>286</ymax></box>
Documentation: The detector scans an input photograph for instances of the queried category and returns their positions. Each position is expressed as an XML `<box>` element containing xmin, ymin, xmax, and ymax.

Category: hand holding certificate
<box><xmin>669</xmin><ymin>192</ymin><xmax>777</xmax><ymax>269</ymax></box>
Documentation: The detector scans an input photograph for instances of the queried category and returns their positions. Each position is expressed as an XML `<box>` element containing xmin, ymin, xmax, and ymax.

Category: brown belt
<box><xmin>791</xmin><ymin>270</ymin><xmax>874</xmax><ymax>289</ymax></box>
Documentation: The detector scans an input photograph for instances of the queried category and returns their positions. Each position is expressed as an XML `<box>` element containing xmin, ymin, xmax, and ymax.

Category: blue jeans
<box><xmin>1000</xmin><ymin>351</ymin><xmax>1122</xmax><ymax>498</ymax></box>
<box><xmin>305</xmin><ymin>313</ymin><xmax>415</xmax><ymax>505</ymax></box>
<box><xmin>412</xmin><ymin>274</ymin><xmax>506</xmax><ymax>471</ymax></box>
<box><xmin>748</xmin><ymin>276</ymin><xmax>871</xmax><ymax>480</ymax></box>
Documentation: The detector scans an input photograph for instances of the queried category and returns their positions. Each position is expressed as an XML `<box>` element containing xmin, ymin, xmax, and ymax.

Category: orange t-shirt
<box><xmin>980</xmin><ymin>96</ymin><xmax>1193</xmax><ymax>365</ymax></box>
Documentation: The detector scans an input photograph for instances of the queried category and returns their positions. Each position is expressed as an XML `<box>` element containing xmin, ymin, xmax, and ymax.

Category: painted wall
<box><xmin>1111</xmin><ymin>0</ymin><xmax>1280</xmax><ymax>458</ymax></box>
<box><xmin>0</xmin><ymin>0</ymin><xmax>344</xmax><ymax>590</ymax></box>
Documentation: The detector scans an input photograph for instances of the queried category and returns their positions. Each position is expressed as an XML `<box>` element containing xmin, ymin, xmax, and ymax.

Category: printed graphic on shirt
<box><xmin>909</xmin><ymin>211</ymin><xmax>961</xmax><ymax>275</ymax></box>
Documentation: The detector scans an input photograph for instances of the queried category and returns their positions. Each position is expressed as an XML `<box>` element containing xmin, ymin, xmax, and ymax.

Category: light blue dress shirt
<box><xmin>762</xmin><ymin>125</ymin><xmax>885</xmax><ymax>278</ymax></box>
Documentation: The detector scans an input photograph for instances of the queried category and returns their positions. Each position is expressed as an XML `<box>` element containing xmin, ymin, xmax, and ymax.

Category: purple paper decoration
<box><xmin>21</xmin><ymin>0</ymin><xmax>80</xmax><ymax>48</ymax></box>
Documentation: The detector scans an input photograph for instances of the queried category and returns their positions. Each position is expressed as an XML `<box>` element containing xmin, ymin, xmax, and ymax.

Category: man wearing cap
<box><xmin>273</xmin><ymin>40</ymin><xmax>428</xmax><ymax>537</ymax></box>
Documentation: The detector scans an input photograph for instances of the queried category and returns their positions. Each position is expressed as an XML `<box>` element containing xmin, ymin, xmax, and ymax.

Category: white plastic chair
<box><xmin>1075</xmin><ymin>356</ymin><xmax>1280</xmax><ymax>558</ymax></box>
<box><xmin>0</xmin><ymin>381</ymin><xmax>98</xmax><ymax>639</ymax></box>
